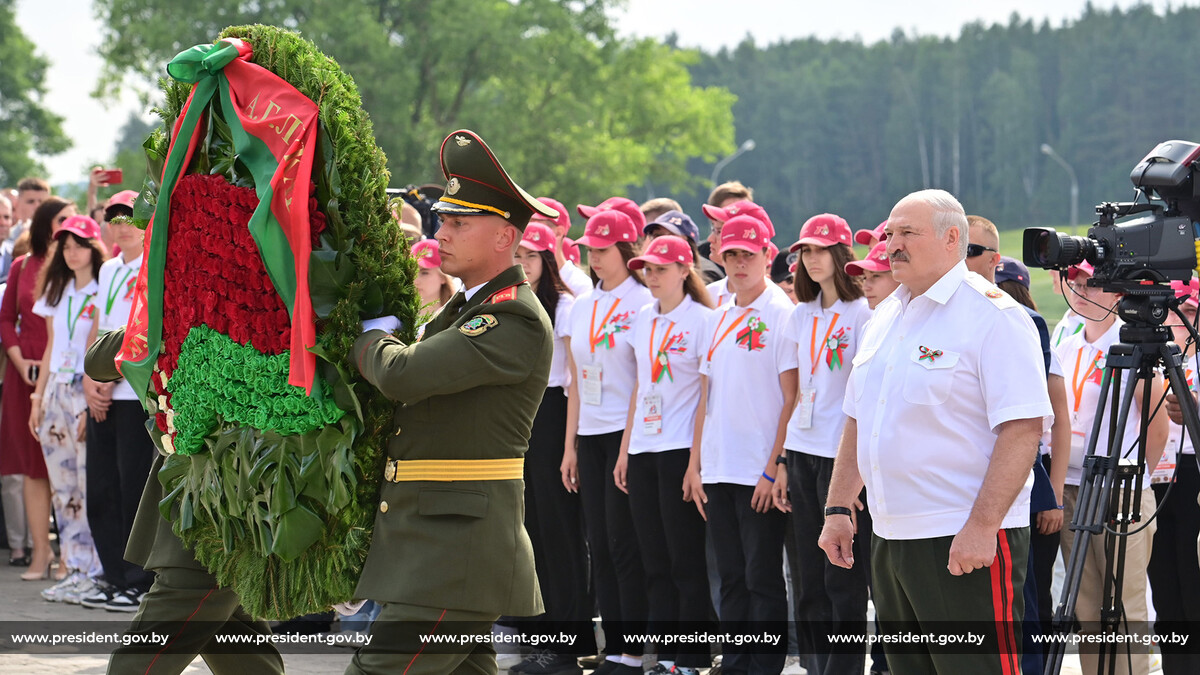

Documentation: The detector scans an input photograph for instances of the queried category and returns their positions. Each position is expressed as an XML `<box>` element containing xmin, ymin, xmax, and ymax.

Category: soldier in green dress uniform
<box><xmin>344</xmin><ymin>129</ymin><xmax>557</xmax><ymax>675</ymax></box>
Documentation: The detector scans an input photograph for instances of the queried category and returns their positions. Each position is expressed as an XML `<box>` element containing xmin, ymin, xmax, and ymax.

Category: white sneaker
<box><xmin>41</xmin><ymin>571</ymin><xmax>85</xmax><ymax>603</ymax></box>
<box><xmin>62</xmin><ymin>577</ymin><xmax>97</xmax><ymax>605</ymax></box>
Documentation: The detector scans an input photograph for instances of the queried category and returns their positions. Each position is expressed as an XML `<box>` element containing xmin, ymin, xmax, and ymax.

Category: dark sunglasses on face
<box><xmin>966</xmin><ymin>243</ymin><xmax>997</xmax><ymax>258</ymax></box>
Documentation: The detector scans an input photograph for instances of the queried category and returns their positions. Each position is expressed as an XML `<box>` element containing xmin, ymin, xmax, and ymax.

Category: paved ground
<box><xmin>0</xmin><ymin>556</ymin><xmax>1094</xmax><ymax>675</ymax></box>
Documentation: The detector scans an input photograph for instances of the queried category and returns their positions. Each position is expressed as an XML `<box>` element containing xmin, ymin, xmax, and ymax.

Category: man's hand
<box><xmin>818</xmin><ymin>514</ymin><xmax>856</xmax><ymax>569</ymax></box>
<box><xmin>682</xmin><ymin>467</ymin><xmax>707</xmax><ymax>521</ymax></box>
<box><xmin>1165</xmin><ymin>390</ymin><xmax>1198</xmax><ymax>426</ymax></box>
<box><xmin>771</xmin><ymin>464</ymin><xmax>791</xmax><ymax>513</ymax></box>
<box><xmin>947</xmin><ymin>522</ymin><xmax>997</xmax><ymax>575</ymax></box>
<box><xmin>83</xmin><ymin>377</ymin><xmax>113</xmax><ymax>422</ymax></box>
<box><xmin>1036</xmin><ymin>508</ymin><xmax>1063</xmax><ymax>535</ymax></box>
<box><xmin>750</xmin><ymin>475</ymin><xmax>775</xmax><ymax>513</ymax></box>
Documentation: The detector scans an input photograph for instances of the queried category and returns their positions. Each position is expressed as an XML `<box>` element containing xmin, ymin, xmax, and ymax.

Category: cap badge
<box><xmin>729</xmin><ymin>206</ymin><xmax>740</xmax><ymax>214</ymax></box>
<box><xmin>656</xmin><ymin>244</ymin><xmax>670</xmax><ymax>254</ymax></box>
<box><xmin>746</xmin><ymin>228</ymin><xmax>758</xmax><ymax>240</ymax></box>
<box><xmin>596</xmin><ymin>224</ymin><xmax>610</xmax><ymax>236</ymax></box>
<box><xmin>447</xmin><ymin>177</ymin><xmax>461</xmax><ymax>195</ymax></box>
<box><xmin>918</xmin><ymin>346</ymin><xmax>944</xmax><ymax>363</ymax></box>
<box><xmin>454</xmin><ymin>135</ymin><xmax>471</xmax><ymax>147</ymax></box>
<box><xmin>876</xmin><ymin>252</ymin><xmax>887</xmax><ymax>261</ymax></box>
<box><xmin>818</xmin><ymin>225</ymin><xmax>829</xmax><ymax>235</ymax></box>
<box><xmin>530</xmin><ymin>232</ymin><xmax>541</xmax><ymax>241</ymax></box>
<box><xmin>669</xmin><ymin>217</ymin><xmax>682</xmax><ymax>225</ymax></box>
<box><xmin>985</xmin><ymin>289</ymin><xmax>1004</xmax><ymax>299</ymax></box>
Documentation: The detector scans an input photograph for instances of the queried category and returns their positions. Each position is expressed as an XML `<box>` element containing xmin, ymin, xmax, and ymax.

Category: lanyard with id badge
<box><xmin>797</xmin><ymin>312</ymin><xmax>840</xmax><ymax>429</ymax></box>
<box><xmin>641</xmin><ymin>317</ymin><xmax>677</xmax><ymax>435</ymax></box>
<box><xmin>583</xmin><ymin>297</ymin><xmax>622</xmax><ymax>406</ymax></box>
<box><xmin>57</xmin><ymin>293</ymin><xmax>95</xmax><ymax>381</ymax></box>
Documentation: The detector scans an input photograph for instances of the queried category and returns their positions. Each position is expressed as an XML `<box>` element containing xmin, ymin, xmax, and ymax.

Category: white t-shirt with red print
<box><xmin>95</xmin><ymin>254</ymin><xmax>143</xmax><ymax>400</ymax></box>
<box><xmin>33</xmin><ymin>278</ymin><xmax>99</xmax><ymax>384</ymax></box>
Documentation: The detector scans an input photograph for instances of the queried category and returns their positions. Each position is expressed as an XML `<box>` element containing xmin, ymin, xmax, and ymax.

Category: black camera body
<box><xmin>1024</xmin><ymin>140</ymin><xmax>1200</xmax><ymax>293</ymax></box>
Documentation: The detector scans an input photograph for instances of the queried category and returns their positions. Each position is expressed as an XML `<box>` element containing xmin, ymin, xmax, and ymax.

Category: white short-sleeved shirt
<box><xmin>1039</xmin><ymin>347</ymin><xmax>1067</xmax><ymax>456</ymax></box>
<box><xmin>547</xmin><ymin>292</ymin><xmax>576</xmax><ymax>389</ymax></box>
<box><xmin>33</xmin><ymin>278</ymin><xmax>99</xmax><ymax>384</ymax></box>
<box><xmin>843</xmin><ymin>263</ymin><xmax>1052</xmax><ymax>540</ymax></box>
<box><xmin>95</xmin><ymin>255</ymin><xmax>143</xmax><ymax>400</ymax></box>
<box><xmin>1153</xmin><ymin>352</ymin><xmax>1199</xmax><ymax>483</ymax></box>
<box><xmin>698</xmin><ymin>286</ymin><xmax>799</xmax><ymax>485</ymax></box>
<box><xmin>560</xmin><ymin>261</ymin><xmax>593</xmax><ymax>298</ymax></box>
<box><xmin>628</xmin><ymin>295</ymin><xmax>713</xmax><ymax>454</ymax></box>
<box><xmin>706</xmin><ymin>276</ymin><xmax>788</xmax><ymax>308</ymax></box>
<box><xmin>563</xmin><ymin>275</ymin><xmax>653</xmax><ymax>435</ymax></box>
<box><xmin>783</xmin><ymin>294</ymin><xmax>871</xmax><ymax>458</ymax></box>
<box><xmin>1052</xmin><ymin>309</ymin><xmax>1085</xmax><ymax>349</ymax></box>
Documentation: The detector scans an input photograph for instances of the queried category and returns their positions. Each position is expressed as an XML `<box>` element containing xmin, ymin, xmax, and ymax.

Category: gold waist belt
<box><xmin>383</xmin><ymin>457</ymin><xmax>524</xmax><ymax>482</ymax></box>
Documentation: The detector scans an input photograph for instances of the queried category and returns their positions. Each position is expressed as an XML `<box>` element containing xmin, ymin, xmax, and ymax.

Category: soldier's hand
<box><xmin>560</xmin><ymin>445</ymin><xmax>579</xmax><ymax>493</ymax></box>
<box><xmin>682</xmin><ymin>467</ymin><xmax>707</xmax><ymax>521</ymax></box>
<box><xmin>1165</xmin><ymin>390</ymin><xmax>1197</xmax><ymax>426</ymax></box>
<box><xmin>613</xmin><ymin>451</ymin><xmax>629</xmax><ymax>494</ymax></box>
<box><xmin>818</xmin><ymin>515</ymin><xmax>856</xmax><ymax>569</ymax></box>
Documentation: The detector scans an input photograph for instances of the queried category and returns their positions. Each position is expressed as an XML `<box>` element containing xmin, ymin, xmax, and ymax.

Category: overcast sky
<box><xmin>15</xmin><ymin>0</ymin><xmax>1179</xmax><ymax>185</ymax></box>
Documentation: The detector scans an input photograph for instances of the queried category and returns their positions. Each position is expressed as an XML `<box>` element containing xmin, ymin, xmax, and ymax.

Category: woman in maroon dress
<box><xmin>1</xmin><ymin>197</ymin><xmax>76</xmax><ymax>579</ymax></box>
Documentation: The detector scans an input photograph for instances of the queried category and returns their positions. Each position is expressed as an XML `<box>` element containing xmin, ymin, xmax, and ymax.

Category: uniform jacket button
<box><xmin>379</xmin><ymin>501</ymin><xmax>389</xmax><ymax>513</ymax></box>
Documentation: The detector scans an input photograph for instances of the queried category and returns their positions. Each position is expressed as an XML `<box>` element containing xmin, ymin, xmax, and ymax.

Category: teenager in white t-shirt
<box><xmin>560</xmin><ymin>209</ymin><xmax>653</xmax><ymax>674</ymax></box>
<box><xmin>530</xmin><ymin>196</ymin><xmax>593</xmax><ymax>298</ymax></box>
<box><xmin>773</xmin><ymin>214</ymin><xmax>871</xmax><ymax>675</ymax></box>
<box><xmin>683</xmin><ymin>215</ymin><xmax>798</xmax><ymax>674</ymax></box>
<box><xmin>28</xmin><ymin>216</ymin><xmax>106</xmax><ymax>601</ymax></box>
<box><xmin>609</xmin><ymin>236</ymin><xmax>715</xmax><ymax>675</ymax></box>
<box><xmin>504</xmin><ymin>222</ymin><xmax>593</xmax><ymax>670</ymax></box>
<box><xmin>79</xmin><ymin>199</ymin><xmax>157</xmax><ymax>611</ymax></box>
<box><xmin>1053</xmin><ymin>261</ymin><xmax>1166</xmax><ymax>675</ymax></box>
<box><xmin>1149</xmin><ymin>278</ymin><xmax>1200</xmax><ymax>672</ymax></box>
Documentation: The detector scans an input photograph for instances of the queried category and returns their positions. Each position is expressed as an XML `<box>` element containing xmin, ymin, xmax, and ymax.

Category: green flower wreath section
<box><xmin>165</xmin><ymin>326</ymin><xmax>345</xmax><ymax>456</ymax></box>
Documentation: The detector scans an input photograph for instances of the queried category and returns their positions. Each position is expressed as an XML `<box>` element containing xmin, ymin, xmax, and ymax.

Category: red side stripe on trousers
<box><xmin>144</xmin><ymin>585</ymin><xmax>219</xmax><ymax>675</ymax></box>
<box><xmin>989</xmin><ymin>531</ymin><xmax>1020</xmax><ymax>675</ymax></box>
<box><xmin>402</xmin><ymin>608</ymin><xmax>448</xmax><ymax>675</ymax></box>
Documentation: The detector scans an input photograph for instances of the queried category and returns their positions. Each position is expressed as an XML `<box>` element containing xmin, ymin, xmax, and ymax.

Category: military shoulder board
<box><xmin>489</xmin><ymin>284</ymin><xmax>522</xmax><ymax>304</ymax></box>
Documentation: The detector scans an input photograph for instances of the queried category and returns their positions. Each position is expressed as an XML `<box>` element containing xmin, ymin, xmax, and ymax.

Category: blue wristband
<box><xmin>762</xmin><ymin>471</ymin><xmax>775</xmax><ymax>483</ymax></box>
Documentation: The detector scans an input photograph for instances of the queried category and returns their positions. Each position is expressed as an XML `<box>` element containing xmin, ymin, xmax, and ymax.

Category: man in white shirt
<box><xmin>8</xmin><ymin>177</ymin><xmax>50</xmax><ymax>244</ymax></box>
<box><xmin>818</xmin><ymin>189</ymin><xmax>1051</xmax><ymax>674</ymax></box>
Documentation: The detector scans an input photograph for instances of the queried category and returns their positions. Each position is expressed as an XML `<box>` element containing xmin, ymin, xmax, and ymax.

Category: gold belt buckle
<box><xmin>384</xmin><ymin>459</ymin><xmax>397</xmax><ymax>482</ymax></box>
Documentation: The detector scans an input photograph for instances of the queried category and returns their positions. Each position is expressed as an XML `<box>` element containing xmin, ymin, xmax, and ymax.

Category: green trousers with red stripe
<box><xmin>870</xmin><ymin>527</ymin><xmax>1029</xmax><ymax>675</ymax></box>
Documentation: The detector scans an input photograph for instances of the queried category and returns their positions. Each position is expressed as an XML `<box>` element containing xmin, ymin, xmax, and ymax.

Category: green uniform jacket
<box><xmin>84</xmin><ymin>327</ymin><xmax>203</xmax><ymax>571</ymax></box>
<box><xmin>352</xmin><ymin>264</ymin><xmax>551</xmax><ymax>616</ymax></box>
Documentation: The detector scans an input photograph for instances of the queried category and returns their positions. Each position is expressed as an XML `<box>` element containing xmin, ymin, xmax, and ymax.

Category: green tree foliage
<box><xmin>0</xmin><ymin>0</ymin><xmax>70</xmax><ymax>186</ymax></box>
<box><xmin>94</xmin><ymin>0</ymin><xmax>735</xmax><ymax>213</ymax></box>
<box><xmin>683</xmin><ymin>5</ymin><xmax>1200</xmax><ymax>243</ymax></box>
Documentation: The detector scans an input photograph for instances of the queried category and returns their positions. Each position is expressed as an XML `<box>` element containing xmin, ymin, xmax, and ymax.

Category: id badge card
<box><xmin>796</xmin><ymin>387</ymin><xmax>817</xmax><ymax>429</ymax></box>
<box><xmin>57</xmin><ymin>348</ymin><xmax>78</xmax><ymax>375</ymax></box>
<box><xmin>1152</xmin><ymin>439</ymin><xmax>1178</xmax><ymax>484</ymax></box>
<box><xmin>581</xmin><ymin>364</ymin><xmax>603</xmax><ymax>406</ymax></box>
<box><xmin>642</xmin><ymin>391</ymin><xmax>663</xmax><ymax>435</ymax></box>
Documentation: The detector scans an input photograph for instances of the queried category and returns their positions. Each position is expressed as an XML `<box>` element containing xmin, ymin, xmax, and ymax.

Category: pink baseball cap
<box><xmin>575</xmin><ymin>211</ymin><xmax>638</xmax><ymax>249</ymax></box>
<box><xmin>718</xmin><ymin>215</ymin><xmax>770</xmax><ymax>254</ymax></box>
<box><xmin>854</xmin><ymin>220</ymin><xmax>888</xmax><ymax>246</ymax></box>
<box><xmin>56</xmin><ymin>215</ymin><xmax>101</xmax><ymax>241</ymax></box>
<box><xmin>562</xmin><ymin>237</ymin><xmax>581</xmax><ymax>265</ymax></box>
<box><xmin>531</xmin><ymin>197</ymin><xmax>570</xmax><ymax>232</ymax></box>
<box><xmin>1171</xmin><ymin>278</ymin><xmax>1199</xmax><ymax>308</ymax></box>
<box><xmin>844</xmin><ymin>240</ymin><xmax>891</xmax><ymax>276</ymax></box>
<box><xmin>1067</xmin><ymin>260</ymin><xmax>1095</xmax><ymax>281</ymax></box>
<box><xmin>520</xmin><ymin>222</ymin><xmax>556</xmax><ymax>252</ymax></box>
<box><xmin>767</xmin><ymin>241</ymin><xmax>779</xmax><ymax>261</ymax></box>
<box><xmin>789</xmin><ymin>213</ymin><xmax>853</xmax><ymax>252</ymax></box>
<box><xmin>577</xmin><ymin>197</ymin><xmax>646</xmax><ymax>232</ymax></box>
<box><xmin>411</xmin><ymin>239</ymin><xmax>442</xmax><ymax>269</ymax></box>
<box><xmin>702</xmin><ymin>200</ymin><xmax>775</xmax><ymax>237</ymax></box>
<box><xmin>107</xmin><ymin>190</ymin><xmax>139</xmax><ymax>208</ymax></box>
<box><xmin>628</xmin><ymin>235</ymin><xmax>693</xmax><ymax>270</ymax></box>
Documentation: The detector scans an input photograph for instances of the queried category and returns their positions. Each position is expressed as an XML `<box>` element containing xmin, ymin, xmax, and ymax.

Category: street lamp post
<box><xmin>1041</xmin><ymin>143</ymin><xmax>1079</xmax><ymax>229</ymax></box>
<box><xmin>711</xmin><ymin>139</ymin><xmax>757</xmax><ymax>186</ymax></box>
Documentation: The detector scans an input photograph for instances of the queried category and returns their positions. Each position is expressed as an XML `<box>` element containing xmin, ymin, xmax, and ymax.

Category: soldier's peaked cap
<box><xmin>430</xmin><ymin>129</ymin><xmax>559</xmax><ymax>229</ymax></box>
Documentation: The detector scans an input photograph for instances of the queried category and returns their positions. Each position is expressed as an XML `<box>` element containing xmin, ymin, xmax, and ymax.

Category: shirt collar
<box><xmin>596</xmin><ymin>274</ymin><xmax>639</xmax><ymax>300</ymax></box>
<box><xmin>653</xmin><ymin>294</ymin><xmax>695</xmax><ymax>319</ymax></box>
<box><xmin>462</xmin><ymin>282</ymin><xmax>488</xmax><ymax>302</ymax></box>
<box><xmin>120</xmin><ymin>254</ymin><xmax>143</xmax><ymax>270</ymax></box>
<box><xmin>898</xmin><ymin>260</ymin><xmax>966</xmax><ymax>308</ymax></box>
<box><xmin>73</xmin><ymin>278</ymin><xmax>99</xmax><ymax>295</ymax></box>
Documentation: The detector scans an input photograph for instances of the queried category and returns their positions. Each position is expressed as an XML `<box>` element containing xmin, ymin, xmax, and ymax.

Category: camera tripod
<box><xmin>1045</xmin><ymin>293</ymin><xmax>1200</xmax><ymax>675</ymax></box>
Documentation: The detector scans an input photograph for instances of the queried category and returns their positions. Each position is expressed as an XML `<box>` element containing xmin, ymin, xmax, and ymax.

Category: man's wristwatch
<box><xmin>774</xmin><ymin>455</ymin><xmax>788</xmax><ymax>466</ymax></box>
<box><xmin>824</xmin><ymin>506</ymin><xmax>853</xmax><ymax>520</ymax></box>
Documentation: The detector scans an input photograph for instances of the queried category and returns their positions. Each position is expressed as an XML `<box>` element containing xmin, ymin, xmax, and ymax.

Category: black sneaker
<box><xmin>105</xmin><ymin>588</ymin><xmax>145</xmax><ymax>613</ymax></box>
<box><xmin>80</xmin><ymin>581</ymin><xmax>119</xmax><ymax>609</ymax></box>
<box><xmin>513</xmin><ymin>650</ymin><xmax>582</xmax><ymax>675</ymax></box>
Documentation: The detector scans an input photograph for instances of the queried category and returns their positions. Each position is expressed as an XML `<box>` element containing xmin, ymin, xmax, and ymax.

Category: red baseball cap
<box><xmin>575</xmin><ymin>211</ymin><xmax>639</xmax><ymax>249</ymax></box>
<box><xmin>767</xmin><ymin>241</ymin><xmax>779</xmax><ymax>261</ymax></box>
<box><xmin>1171</xmin><ymin>278</ymin><xmax>1199</xmax><ymax>308</ymax></box>
<box><xmin>854</xmin><ymin>220</ymin><xmax>888</xmax><ymax>247</ymax></box>
<box><xmin>531</xmin><ymin>197</ymin><xmax>570</xmax><ymax>232</ymax></box>
<box><xmin>628</xmin><ymin>235</ymin><xmax>693</xmax><ymax>270</ymax></box>
<box><xmin>1067</xmin><ymin>260</ymin><xmax>1095</xmax><ymax>281</ymax></box>
<box><xmin>411</xmin><ymin>239</ymin><xmax>442</xmax><ymax>269</ymax></box>
<box><xmin>56</xmin><ymin>215</ymin><xmax>101</xmax><ymax>241</ymax></box>
<box><xmin>520</xmin><ymin>222</ymin><xmax>556</xmax><ymax>252</ymax></box>
<box><xmin>702</xmin><ymin>200</ymin><xmax>775</xmax><ymax>237</ymax></box>
<box><xmin>562</xmin><ymin>237</ymin><xmax>581</xmax><ymax>265</ymax></box>
<box><xmin>107</xmin><ymin>190</ymin><xmax>139</xmax><ymax>209</ymax></box>
<box><xmin>844</xmin><ymin>240</ymin><xmax>891</xmax><ymax>277</ymax></box>
<box><xmin>789</xmin><ymin>213</ymin><xmax>853</xmax><ymax>252</ymax></box>
<box><xmin>718</xmin><ymin>215</ymin><xmax>770</xmax><ymax>255</ymax></box>
<box><xmin>577</xmin><ymin>197</ymin><xmax>646</xmax><ymax>233</ymax></box>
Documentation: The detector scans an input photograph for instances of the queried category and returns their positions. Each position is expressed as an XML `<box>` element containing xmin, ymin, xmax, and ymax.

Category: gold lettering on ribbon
<box><xmin>271</xmin><ymin>114</ymin><xmax>305</xmax><ymax>143</ymax></box>
<box><xmin>244</xmin><ymin>93</ymin><xmax>260</xmax><ymax>118</ymax></box>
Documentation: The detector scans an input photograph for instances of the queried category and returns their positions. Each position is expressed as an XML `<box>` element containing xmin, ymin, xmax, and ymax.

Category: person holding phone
<box><xmin>0</xmin><ymin>197</ymin><xmax>76</xmax><ymax>581</ymax></box>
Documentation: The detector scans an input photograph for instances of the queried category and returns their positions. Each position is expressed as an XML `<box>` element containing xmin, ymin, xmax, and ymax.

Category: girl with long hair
<box><xmin>28</xmin><ymin>216</ymin><xmax>107</xmax><ymax>602</ymax></box>
<box><xmin>614</xmin><ymin>235</ymin><xmax>715</xmax><ymax>674</ymax></box>
<box><xmin>561</xmin><ymin>210</ymin><xmax>652</xmax><ymax>675</ymax></box>
<box><xmin>774</xmin><ymin>214</ymin><xmax>871</xmax><ymax>675</ymax></box>
<box><xmin>0</xmin><ymin>197</ymin><xmax>76</xmax><ymax>580</ymax></box>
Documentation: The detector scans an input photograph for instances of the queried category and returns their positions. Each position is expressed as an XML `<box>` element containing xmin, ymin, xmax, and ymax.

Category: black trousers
<box><xmin>87</xmin><ymin>400</ymin><xmax>156</xmax><ymax>591</ymax></box>
<box><xmin>515</xmin><ymin>387</ymin><xmax>595</xmax><ymax>655</ymax></box>
<box><xmin>1149</xmin><ymin>455</ymin><xmax>1200</xmax><ymax>675</ymax></box>
<box><xmin>705</xmin><ymin>482</ymin><xmax>787</xmax><ymax>675</ymax></box>
<box><xmin>627</xmin><ymin>449</ymin><xmax>714</xmax><ymax>667</ymax></box>
<box><xmin>577</xmin><ymin>430</ymin><xmax>647</xmax><ymax>656</ymax></box>
<box><xmin>786</xmin><ymin>451</ymin><xmax>868</xmax><ymax>675</ymax></box>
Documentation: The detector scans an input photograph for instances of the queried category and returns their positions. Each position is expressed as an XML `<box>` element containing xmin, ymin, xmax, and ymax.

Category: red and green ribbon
<box><xmin>116</xmin><ymin>38</ymin><xmax>321</xmax><ymax>402</ymax></box>
<box><xmin>736</xmin><ymin>317</ymin><xmax>768</xmax><ymax>352</ymax></box>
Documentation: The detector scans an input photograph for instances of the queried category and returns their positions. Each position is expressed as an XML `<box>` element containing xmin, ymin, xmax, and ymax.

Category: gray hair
<box><xmin>898</xmin><ymin>189</ymin><xmax>969</xmax><ymax>259</ymax></box>
<box><xmin>0</xmin><ymin>195</ymin><xmax>9</xmax><ymax>210</ymax></box>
